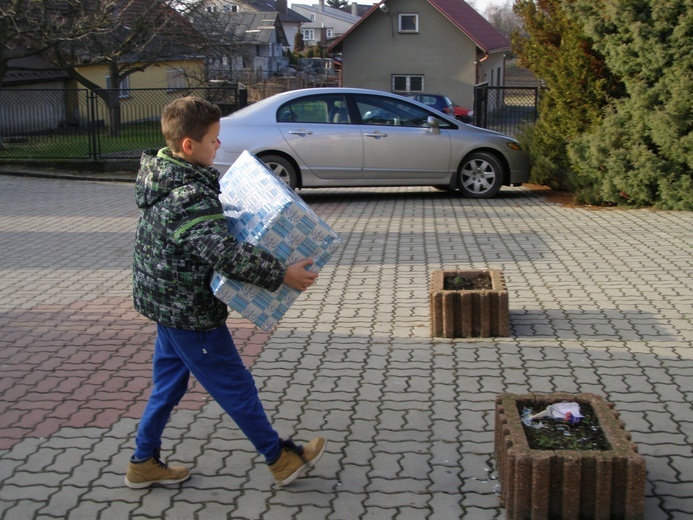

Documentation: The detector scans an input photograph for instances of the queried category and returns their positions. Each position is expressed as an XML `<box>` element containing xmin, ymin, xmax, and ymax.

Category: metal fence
<box><xmin>0</xmin><ymin>87</ymin><xmax>242</xmax><ymax>160</ymax></box>
<box><xmin>473</xmin><ymin>84</ymin><xmax>540</xmax><ymax>137</ymax></box>
<box><xmin>0</xmin><ymin>83</ymin><xmax>539</xmax><ymax>161</ymax></box>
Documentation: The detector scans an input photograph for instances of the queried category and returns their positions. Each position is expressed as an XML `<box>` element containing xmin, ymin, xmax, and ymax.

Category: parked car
<box><xmin>213</xmin><ymin>87</ymin><xmax>529</xmax><ymax>198</ymax></box>
<box><xmin>405</xmin><ymin>93</ymin><xmax>454</xmax><ymax>115</ymax></box>
<box><xmin>452</xmin><ymin>104</ymin><xmax>474</xmax><ymax>124</ymax></box>
<box><xmin>406</xmin><ymin>93</ymin><xmax>474</xmax><ymax>123</ymax></box>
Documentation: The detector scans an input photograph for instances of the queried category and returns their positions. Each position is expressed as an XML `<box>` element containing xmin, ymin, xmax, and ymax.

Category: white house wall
<box><xmin>292</xmin><ymin>4</ymin><xmax>359</xmax><ymax>43</ymax></box>
<box><xmin>283</xmin><ymin>25</ymin><xmax>301</xmax><ymax>51</ymax></box>
<box><xmin>477</xmin><ymin>53</ymin><xmax>506</xmax><ymax>111</ymax></box>
<box><xmin>478</xmin><ymin>53</ymin><xmax>505</xmax><ymax>87</ymax></box>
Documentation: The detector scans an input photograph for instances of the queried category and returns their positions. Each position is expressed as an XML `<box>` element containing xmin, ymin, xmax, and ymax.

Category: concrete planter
<box><xmin>494</xmin><ymin>392</ymin><xmax>646</xmax><ymax>520</ymax></box>
<box><xmin>429</xmin><ymin>269</ymin><xmax>509</xmax><ymax>338</ymax></box>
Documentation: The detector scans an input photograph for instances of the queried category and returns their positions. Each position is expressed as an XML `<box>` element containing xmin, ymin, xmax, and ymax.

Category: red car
<box><xmin>452</xmin><ymin>104</ymin><xmax>474</xmax><ymax>124</ymax></box>
<box><xmin>406</xmin><ymin>94</ymin><xmax>474</xmax><ymax>124</ymax></box>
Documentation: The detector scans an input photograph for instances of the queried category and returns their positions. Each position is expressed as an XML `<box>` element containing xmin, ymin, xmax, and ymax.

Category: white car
<box><xmin>213</xmin><ymin>87</ymin><xmax>530</xmax><ymax>198</ymax></box>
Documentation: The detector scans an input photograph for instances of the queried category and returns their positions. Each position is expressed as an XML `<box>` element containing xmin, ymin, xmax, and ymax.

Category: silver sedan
<box><xmin>213</xmin><ymin>87</ymin><xmax>530</xmax><ymax>198</ymax></box>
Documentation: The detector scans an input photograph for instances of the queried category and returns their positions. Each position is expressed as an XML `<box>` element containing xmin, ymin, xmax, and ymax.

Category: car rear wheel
<box><xmin>260</xmin><ymin>154</ymin><xmax>298</xmax><ymax>189</ymax></box>
<box><xmin>458</xmin><ymin>152</ymin><xmax>503</xmax><ymax>198</ymax></box>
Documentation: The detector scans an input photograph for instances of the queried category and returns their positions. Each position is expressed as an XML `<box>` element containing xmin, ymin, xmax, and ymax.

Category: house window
<box><xmin>167</xmin><ymin>69</ymin><xmax>187</xmax><ymax>90</ymax></box>
<box><xmin>310</xmin><ymin>13</ymin><xmax>316</xmax><ymax>21</ymax></box>
<box><xmin>302</xmin><ymin>29</ymin><xmax>315</xmax><ymax>41</ymax></box>
<box><xmin>223</xmin><ymin>4</ymin><xmax>238</xmax><ymax>12</ymax></box>
<box><xmin>392</xmin><ymin>74</ymin><xmax>423</xmax><ymax>93</ymax></box>
<box><xmin>398</xmin><ymin>13</ymin><xmax>418</xmax><ymax>33</ymax></box>
<box><xmin>326</xmin><ymin>28</ymin><xmax>333</xmax><ymax>38</ymax></box>
<box><xmin>106</xmin><ymin>74</ymin><xmax>130</xmax><ymax>98</ymax></box>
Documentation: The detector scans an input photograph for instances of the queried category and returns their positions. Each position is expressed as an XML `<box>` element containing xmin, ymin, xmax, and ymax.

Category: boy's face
<box><xmin>179</xmin><ymin>122</ymin><xmax>221</xmax><ymax>167</ymax></box>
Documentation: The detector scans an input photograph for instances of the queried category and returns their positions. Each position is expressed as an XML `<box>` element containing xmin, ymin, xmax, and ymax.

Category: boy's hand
<box><xmin>284</xmin><ymin>258</ymin><xmax>319</xmax><ymax>291</ymax></box>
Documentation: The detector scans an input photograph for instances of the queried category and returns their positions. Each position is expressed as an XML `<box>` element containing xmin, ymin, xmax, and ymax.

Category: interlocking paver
<box><xmin>1</xmin><ymin>173</ymin><xmax>692</xmax><ymax>519</ymax></box>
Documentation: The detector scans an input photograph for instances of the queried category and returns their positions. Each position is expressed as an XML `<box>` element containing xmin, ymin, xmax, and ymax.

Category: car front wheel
<box><xmin>260</xmin><ymin>154</ymin><xmax>298</xmax><ymax>189</ymax></box>
<box><xmin>458</xmin><ymin>152</ymin><xmax>503</xmax><ymax>198</ymax></box>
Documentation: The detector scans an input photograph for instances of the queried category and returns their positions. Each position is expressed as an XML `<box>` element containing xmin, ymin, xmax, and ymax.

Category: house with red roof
<box><xmin>328</xmin><ymin>0</ymin><xmax>510</xmax><ymax>109</ymax></box>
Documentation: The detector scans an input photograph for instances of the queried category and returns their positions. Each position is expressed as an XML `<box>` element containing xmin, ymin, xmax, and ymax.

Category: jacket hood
<box><xmin>135</xmin><ymin>148</ymin><xmax>220</xmax><ymax>209</ymax></box>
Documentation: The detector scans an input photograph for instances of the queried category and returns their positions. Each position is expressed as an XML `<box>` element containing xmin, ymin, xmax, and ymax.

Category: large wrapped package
<box><xmin>211</xmin><ymin>151</ymin><xmax>342</xmax><ymax>331</ymax></box>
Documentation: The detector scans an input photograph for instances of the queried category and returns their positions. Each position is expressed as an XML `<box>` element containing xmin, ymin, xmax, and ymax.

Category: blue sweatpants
<box><xmin>133</xmin><ymin>323</ymin><xmax>282</xmax><ymax>464</ymax></box>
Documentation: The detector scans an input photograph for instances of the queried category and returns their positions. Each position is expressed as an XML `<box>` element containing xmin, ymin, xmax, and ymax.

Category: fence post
<box><xmin>87</xmin><ymin>90</ymin><xmax>101</xmax><ymax>160</ymax></box>
<box><xmin>238</xmin><ymin>84</ymin><xmax>248</xmax><ymax>109</ymax></box>
<box><xmin>473</xmin><ymin>82</ymin><xmax>488</xmax><ymax>128</ymax></box>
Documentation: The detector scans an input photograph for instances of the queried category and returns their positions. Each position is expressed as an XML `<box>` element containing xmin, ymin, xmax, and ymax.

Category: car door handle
<box><xmin>288</xmin><ymin>129</ymin><xmax>313</xmax><ymax>136</ymax></box>
<box><xmin>364</xmin><ymin>131</ymin><xmax>388</xmax><ymax>138</ymax></box>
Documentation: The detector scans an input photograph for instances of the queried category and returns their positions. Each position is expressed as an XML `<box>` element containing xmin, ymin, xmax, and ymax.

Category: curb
<box><xmin>0</xmin><ymin>167</ymin><xmax>136</xmax><ymax>183</ymax></box>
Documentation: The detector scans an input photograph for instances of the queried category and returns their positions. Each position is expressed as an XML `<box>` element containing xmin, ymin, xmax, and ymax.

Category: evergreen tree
<box><xmin>294</xmin><ymin>31</ymin><xmax>305</xmax><ymax>53</ymax></box>
<box><xmin>568</xmin><ymin>0</ymin><xmax>692</xmax><ymax>209</ymax></box>
<box><xmin>513</xmin><ymin>0</ymin><xmax>691</xmax><ymax>208</ymax></box>
<box><xmin>512</xmin><ymin>0</ymin><xmax>621</xmax><ymax>191</ymax></box>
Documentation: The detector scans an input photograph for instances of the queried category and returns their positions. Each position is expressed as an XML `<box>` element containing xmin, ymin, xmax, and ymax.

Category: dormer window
<box><xmin>398</xmin><ymin>13</ymin><xmax>418</xmax><ymax>33</ymax></box>
<box><xmin>310</xmin><ymin>13</ymin><xmax>316</xmax><ymax>21</ymax></box>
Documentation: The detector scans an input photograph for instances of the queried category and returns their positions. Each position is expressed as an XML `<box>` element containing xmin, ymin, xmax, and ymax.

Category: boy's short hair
<box><xmin>161</xmin><ymin>97</ymin><xmax>222</xmax><ymax>152</ymax></box>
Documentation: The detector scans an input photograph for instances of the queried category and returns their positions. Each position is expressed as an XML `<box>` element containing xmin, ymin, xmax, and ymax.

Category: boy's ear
<box><xmin>181</xmin><ymin>137</ymin><xmax>194</xmax><ymax>155</ymax></box>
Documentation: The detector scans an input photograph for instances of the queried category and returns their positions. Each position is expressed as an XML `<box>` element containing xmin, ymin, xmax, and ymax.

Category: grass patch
<box><xmin>0</xmin><ymin>121</ymin><xmax>165</xmax><ymax>159</ymax></box>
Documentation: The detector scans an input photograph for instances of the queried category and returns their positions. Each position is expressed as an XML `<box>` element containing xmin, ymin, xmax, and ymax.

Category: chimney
<box><xmin>351</xmin><ymin>2</ymin><xmax>358</xmax><ymax>15</ymax></box>
<box><xmin>276</xmin><ymin>0</ymin><xmax>288</xmax><ymax>14</ymax></box>
<box><xmin>319</xmin><ymin>0</ymin><xmax>324</xmax><ymax>11</ymax></box>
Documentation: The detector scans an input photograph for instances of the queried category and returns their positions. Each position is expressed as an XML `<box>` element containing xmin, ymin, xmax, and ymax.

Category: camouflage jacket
<box><xmin>133</xmin><ymin>148</ymin><xmax>285</xmax><ymax>331</ymax></box>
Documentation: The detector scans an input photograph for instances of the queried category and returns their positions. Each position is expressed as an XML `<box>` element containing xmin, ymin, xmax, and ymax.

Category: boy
<box><xmin>126</xmin><ymin>96</ymin><xmax>325</xmax><ymax>489</ymax></box>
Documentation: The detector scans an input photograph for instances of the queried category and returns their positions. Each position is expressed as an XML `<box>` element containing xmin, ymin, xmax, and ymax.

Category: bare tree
<box><xmin>56</xmin><ymin>0</ymin><xmax>211</xmax><ymax>135</ymax></box>
<box><xmin>2</xmin><ymin>0</ymin><xmax>288</xmax><ymax>135</ymax></box>
<box><xmin>2</xmin><ymin>0</ymin><xmax>209</xmax><ymax>134</ymax></box>
<box><xmin>326</xmin><ymin>0</ymin><xmax>348</xmax><ymax>8</ymax></box>
<box><xmin>0</xmin><ymin>0</ymin><xmax>116</xmax><ymax>84</ymax></box>
<box><xmin>483</xmin><ymin>2</ymin><xmax>523</xmax><ymax>41</ymax></box>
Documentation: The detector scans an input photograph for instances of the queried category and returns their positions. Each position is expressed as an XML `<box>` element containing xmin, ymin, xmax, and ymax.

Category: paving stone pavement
<box><xmin>0</xmin><ymin>173</ymin><xmax>691</xmax><ymax>520</ymax></box>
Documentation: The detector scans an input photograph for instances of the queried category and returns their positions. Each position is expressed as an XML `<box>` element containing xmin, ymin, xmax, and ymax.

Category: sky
<box><xmin>466</xmin><ymin>0</ymin><xmax>510</xmax><ymax>15</ymax></box>
<box><xmin>289</xmin><ymin>0</ymin><xmax>511</xmax><ymax>15</ymax></box>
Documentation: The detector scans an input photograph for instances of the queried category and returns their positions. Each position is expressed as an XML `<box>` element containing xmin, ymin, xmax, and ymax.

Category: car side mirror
<box><xmin>427</xmin><ymin>116</ymin><xmax>440</xmax><ymax>134</ymax></box>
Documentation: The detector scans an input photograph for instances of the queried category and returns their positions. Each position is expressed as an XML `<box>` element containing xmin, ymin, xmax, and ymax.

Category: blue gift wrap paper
<box><xmin>211</xmin><ymin>151</ymin><xmax>342</xmax><ymax>331</ymax></box>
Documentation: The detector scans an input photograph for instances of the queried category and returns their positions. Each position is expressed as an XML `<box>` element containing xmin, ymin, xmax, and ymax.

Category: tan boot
<box><xmin>268</xmin><ymin>437</ymin><xmax>327</xmax><ymax>487</ymax></box>
<box><xmin>124</xmin><ymin>451</ymin><xmax>190</xmax><ymax>489</ymax></box>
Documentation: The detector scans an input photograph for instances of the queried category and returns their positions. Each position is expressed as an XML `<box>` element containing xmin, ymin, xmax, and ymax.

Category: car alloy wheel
<box><xmin>260</xmin><ymin>154</ymin><xmax>298</xmax><ymax>190</ymax></box>
<box><xmin>458</xmin><ymin>152</ymin><xmax>503</xmax><ymax>198</ymax></box>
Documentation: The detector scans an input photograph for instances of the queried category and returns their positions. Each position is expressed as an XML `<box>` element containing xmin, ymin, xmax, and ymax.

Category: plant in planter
<box><xmin>429</xmin><ymin>269</ymin><xmax>509</xmax><ymax>338</ymax></box>
<box><xmin>494</xmin><ymin>392</ymin><xmax>646</xmax><ymax>520</ymax></box>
